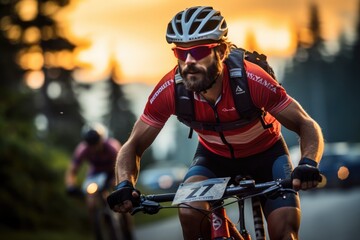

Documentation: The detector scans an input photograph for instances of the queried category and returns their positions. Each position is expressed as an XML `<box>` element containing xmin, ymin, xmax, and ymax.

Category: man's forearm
<box><xmin>299</xmin><ymin>119</ymin><xmax>324</xmax><ymax>163</ymax></box>
<box><xmin>115</xmin><ymin>145</ymin><xmax>140</xmax><ymax>186</ymax></box>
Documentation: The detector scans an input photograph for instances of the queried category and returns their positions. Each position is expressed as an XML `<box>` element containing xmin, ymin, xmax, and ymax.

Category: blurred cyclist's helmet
<box><xmin>166</xmin><ymin>6</ymin><xmax>228</xmax><ymax>44</ymax></box>
<box><xmin>82</xmin><ymin>123</ymin><xmax>107</xmax><ymax>145</ymax></box>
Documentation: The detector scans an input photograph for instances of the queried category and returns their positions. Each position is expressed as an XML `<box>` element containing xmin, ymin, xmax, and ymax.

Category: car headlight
<box><xmin>86</xmin><ymin>182</ymin><xmax>98</xmax><ymax>194</ymax></box>
<box><xmin>158</xmin><ymin>175</ymin><xmax>174</xmax><ymax>189</ymax></box>
<box><xmin>337</xmin><ymin>166</ymin><xmax>350</xmax><ymax>180</ymax></box>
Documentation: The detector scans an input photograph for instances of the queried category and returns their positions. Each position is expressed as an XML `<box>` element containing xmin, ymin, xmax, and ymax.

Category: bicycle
<box><xmin>108</xmin><ymin>176</ymin><xmax>295</xmax><ymax>240</ymax></box>
<box><xmin>69</xmin><ymin>172</ymin><xmax>134</xmax><ymax>240</ymax></box>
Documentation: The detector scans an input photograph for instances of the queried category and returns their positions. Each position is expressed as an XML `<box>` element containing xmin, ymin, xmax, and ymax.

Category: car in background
<box><xmin>137</xmin><ymin>162</ymin><xmax>188</xmax><ymax>193</ymax></box>
<box><xmin>290</xmin><ymin>142</ymin><xmax>360</xmax><ymax>189</ymax></box>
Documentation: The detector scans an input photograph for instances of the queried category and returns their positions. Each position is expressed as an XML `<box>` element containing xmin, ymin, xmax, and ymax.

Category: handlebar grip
<box><xmin>107</xmin><ymin>187</ymin><xmax>139</xmax><ymax>210</ymax></box>
<box><xmin>280</xmin><ymin>178</ymin><xmax>293</xmax><ymax>188</ymax></box>
<box><xmin>281</xmin><ymin>174</ymin><xmax>324</xmax><ymax>190</ymax></box>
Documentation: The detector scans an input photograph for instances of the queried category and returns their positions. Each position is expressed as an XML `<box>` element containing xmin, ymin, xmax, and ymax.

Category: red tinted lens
<box><xmin>173</xmin><ymin>45</ymin><xmax>215</xmax><ymax>61</ymax></box>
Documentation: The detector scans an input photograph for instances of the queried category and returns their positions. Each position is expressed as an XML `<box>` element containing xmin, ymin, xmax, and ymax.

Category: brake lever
<box><xmin>279</xmin><ymin>188</ymin><xmax>297</xmax><ymax>194</ymax></box>
<box><xmin>131</xmin><ymin>200</ymin><xmax>161</xmax><ymax>215</ymax></box>
<box><xmin>131</xmin><ymin>206</ymin><xmax>144</xmax><ymax>215</ymax></box>
<box><xmin>258</xmin><ymin>184</ymin><xmax>293</xmax><ymax>199</ymax></box>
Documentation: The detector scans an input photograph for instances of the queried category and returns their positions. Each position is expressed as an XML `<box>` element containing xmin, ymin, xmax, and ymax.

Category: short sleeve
<box><xmin>140</xmin><ymin>68</ymin><xmax>177</xmax><ymax>128</ymax></box>
<box><xmin>245</xmin><ymin>61</ymin><xmax>293</xmax><ymax>115</ymax></box>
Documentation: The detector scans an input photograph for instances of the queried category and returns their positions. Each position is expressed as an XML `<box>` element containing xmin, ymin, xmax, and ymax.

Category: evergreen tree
<box><xmin>282</xmin><ymin>1</ymin><xmax>360</xmax><ymax>145</ymax></box>
<box><xmin>106</xmin><ymin>66</ymin><xmax>156</xmax><ymax>168</ymax></box>
<box><xmin>0</xmin><ymin>0</ymin><xmax>88</xmax><ymax>232</ymax></box>
<box><xmin>353</xmin><ymin>0</ymin><xmax>360</xmax><ymax>62</ymax></box>
<box><xmin>282</xmin><ymin>2</ymin><xmax>328</xmax><ymax>146</ymax></box>
<box><xmin>344</xmin><ymin>0</ymin><xmax>360</xmax><ymax>142</ymax></box>
<box><xmin>107</xmin><ymin>77</ymin><xmax>136</xmax><ymax>143</ymax></box>
<box><xmin>0</xmin><ymin>0</ymin><xmax>83</xmax><ymax>151</ymax></box>
<box><xmin>33</xmin><ymin>1</ymin><xmax>83</xmax><ymax>150</ymax></box>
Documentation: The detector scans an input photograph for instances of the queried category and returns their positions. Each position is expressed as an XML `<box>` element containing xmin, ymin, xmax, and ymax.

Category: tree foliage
<box><xmin>0</xmin><ymin>1</ymin><xmax>141</xmax><ymax>234</ymax></box>
<box><xmin>0</xmin><ymin>0</ymin><xmax>86</xmax><ymax>232</ymax></box>
<box><xmin>282</xmin><ymin>2</ymin><xmax>360</xmax><ymax>146</ymax></box>
<box><xmin>0</xmin><ymin>122</ymin><xmax>88</xmax><ymax>230</ymax></box>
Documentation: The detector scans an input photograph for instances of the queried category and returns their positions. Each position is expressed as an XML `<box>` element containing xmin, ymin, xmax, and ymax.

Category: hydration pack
<box><xmin>174</xmin><ymin>48</ymin><xmax>278</xmax><ymax>138</ymax></box>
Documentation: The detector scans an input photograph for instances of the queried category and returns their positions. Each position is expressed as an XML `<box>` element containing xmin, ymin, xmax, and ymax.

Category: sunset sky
<box><xmin>56</xmin><ymin>0</ymin><xmax>358</xmax><ymax>85</ymax></box>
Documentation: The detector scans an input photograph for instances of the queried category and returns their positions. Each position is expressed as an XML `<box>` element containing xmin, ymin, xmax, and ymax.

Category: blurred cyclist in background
<box><xmin>65</xmin><ymin>123</ymin><xmax>134</xmax><ymax>240</ymax></box>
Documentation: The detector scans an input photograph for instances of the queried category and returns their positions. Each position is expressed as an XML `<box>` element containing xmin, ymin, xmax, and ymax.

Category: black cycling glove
<box><xmin>107</xmin><ymin>180</ymin><xmax>140</xmax><ymax>210</ymax></box>
<box><xmin>291</xmin><ymin>157</ymin><xmax>322</xmax><ymax>183</ymax></box>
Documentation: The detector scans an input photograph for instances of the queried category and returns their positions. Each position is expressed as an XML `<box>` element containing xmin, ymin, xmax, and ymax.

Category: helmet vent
<box><xmin>186</xmin><ymin>8</ymin><xmax>197</xmax><ymax>22</ymax></box>
<box><xmin>197</xmin><ymin>11</ymin><xmax>209</xmax><ymax>20</ymax></box>
<box><xmin>166</xmin><ymin>23</ymin><xmax>175</xmax><ymax>35</ymax></box>
<box><xmin>175</xmin><ymin>22</ymin><xmax>183</xmax><ymax>35</ymax></box>
<box><xmin>189</xmin><ymin>22</ymin><xmax>200</xmax><ymax>35</ymax></box>
<box><xmin>201</xmin><ymin>20</ymin><xmax>219</xmax><ymax>34</ymax></box>
<box><xmin>221</xmin><ymin>21</ymin><xmax>227</xmax><ymax>30</ymax></box>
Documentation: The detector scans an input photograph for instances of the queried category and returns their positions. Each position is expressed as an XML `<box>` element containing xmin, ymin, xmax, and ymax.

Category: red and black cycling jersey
<box><xmin>72</xmin><ymin>138</ymin><xmax>121</xmax><ymax>175</ymax></box>
<box><xmin>141</xmin><ymin>60</ymin><xmax>293</xmax><ymax>158</ymax></box>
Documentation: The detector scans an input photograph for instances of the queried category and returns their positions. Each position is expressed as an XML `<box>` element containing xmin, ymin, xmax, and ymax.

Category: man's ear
<box><xmin>218</xmin><ymin>43</ymin><xmax>227</xmax><ymax>61</ymax></box>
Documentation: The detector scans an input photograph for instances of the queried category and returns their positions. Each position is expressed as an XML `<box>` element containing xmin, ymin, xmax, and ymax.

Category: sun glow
<box><xmin>72</xmin><ymin>37</ymin><xmax>113</xmax><ymax>82</ymax></box>
<box><xmin>228</xmin><ymin>19</ymin><xmax>296</xmax><ymax>56</ymax></box>
<box><xmin>57</xmin><ymin>0</ymin><xmax>357</xmax><ymax>85</ymax></box>
<box><xmin>24</xmin><ymin>70</ymin><xmax>45</xmax><ymax>89</ymax></box>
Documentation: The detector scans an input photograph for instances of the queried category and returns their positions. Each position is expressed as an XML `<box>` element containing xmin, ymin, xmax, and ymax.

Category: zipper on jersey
<box><xmin>211</xmin><ymin>104</ymin><xmax>236</xmax><ymax>160</ymax></box>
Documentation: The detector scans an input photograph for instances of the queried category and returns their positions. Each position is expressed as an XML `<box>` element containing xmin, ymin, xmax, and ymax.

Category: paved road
<box><xmin>134</xmin><ymin>188</ymin><xmax>360</xmax><ymax>240</ymax></box>
<box><xmin>299</xmin><ymin>188</ymin><xmax>360</xmax><ymax>240</ymax></box>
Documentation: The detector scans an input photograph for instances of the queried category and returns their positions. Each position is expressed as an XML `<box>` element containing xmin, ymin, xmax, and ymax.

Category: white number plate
<box><xmin>172</xmin><ymin>177</ymin><xmax>230</xmax><ymax>205</ymax></box>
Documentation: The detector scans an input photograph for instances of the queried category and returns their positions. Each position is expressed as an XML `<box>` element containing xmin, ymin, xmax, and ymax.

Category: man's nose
<box><xmin>184</xmin><ymin>53</ymin><xmax>197</xmax><ymax>64</ymax></box>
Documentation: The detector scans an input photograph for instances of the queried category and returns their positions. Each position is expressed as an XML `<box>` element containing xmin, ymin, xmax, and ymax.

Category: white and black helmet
<box><xmin>166</xmin><ymin>6</ymin><xmax>228</xmax><ymax>44</ymax></box>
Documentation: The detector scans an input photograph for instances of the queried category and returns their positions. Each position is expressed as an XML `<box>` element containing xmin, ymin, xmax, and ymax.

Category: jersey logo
<box><xmin>179</xmin><ymin>96</ymin><xmax>191</xmax><ymax>100</ymax></box>
<box><xmin>235</xmin><ymin>85</ymin><xmax>245</xmax><ymax>95</ymax></box>
<box><xmin>149</xmin><ymin>80</ymin><xmax>173</xmax><ymax>104</ymax></box>
<box><xmin>222</xmin><ymin>107</ymin><xmax>236</xmax><ymax>112</ymax></box>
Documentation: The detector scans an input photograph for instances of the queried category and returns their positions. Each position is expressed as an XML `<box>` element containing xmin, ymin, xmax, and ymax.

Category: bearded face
<box><xmin>179</xmin><ymin>53</ymin><xmax>223</xmax><ymax>93</ymax></box>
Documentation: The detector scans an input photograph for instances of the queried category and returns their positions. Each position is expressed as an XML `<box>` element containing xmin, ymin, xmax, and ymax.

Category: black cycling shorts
<box><xmin>183</xmin><ymin>138</ymin><xmax>300</xmax><ymax>219</ymax></box>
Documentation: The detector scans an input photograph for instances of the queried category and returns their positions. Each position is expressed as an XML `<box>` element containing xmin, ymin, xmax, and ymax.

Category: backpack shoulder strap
<box><xmin>174</xmin><ymin>71</ymin><xmax>195</xmax><ymax>138</ymax></box>
<box><xmin>225</xmin><ymin>48</ymin><xmax>260</xmax><ymax>119</ymax></box>
<box><xmin>226</xmin><ymin>48</ymin><xmax>273</xmax><ymax>128</ymax></box>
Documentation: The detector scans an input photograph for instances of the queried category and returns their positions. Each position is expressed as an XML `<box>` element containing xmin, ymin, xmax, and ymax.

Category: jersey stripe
<box><xmin>198</xmin><ymin>120</ymin><xmax>267</xmax><ymax>145</ymax></box>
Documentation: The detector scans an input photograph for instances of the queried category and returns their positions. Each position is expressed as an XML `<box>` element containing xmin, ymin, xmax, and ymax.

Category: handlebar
<box><xmin>130</xmin><ymin>178</ymin><xmax>295</xmax><ymax>215</ymax></box>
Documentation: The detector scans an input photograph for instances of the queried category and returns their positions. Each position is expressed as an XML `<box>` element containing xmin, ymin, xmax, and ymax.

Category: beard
<box><xmin>179</xmin><ymin>58</ymin><xmax>222</xmax><ymax>93</ymax></box>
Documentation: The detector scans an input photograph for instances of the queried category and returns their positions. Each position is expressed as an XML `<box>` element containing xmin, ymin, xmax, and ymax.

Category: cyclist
<box><xmin>110</xmin><ymin>6</ymin><xmax>324</xmax><ymax>240</ymax></box>
<box><xmin>65</xmin><ymin>123</ymin><xmax>134</xmax><ymax>240</ymax></box>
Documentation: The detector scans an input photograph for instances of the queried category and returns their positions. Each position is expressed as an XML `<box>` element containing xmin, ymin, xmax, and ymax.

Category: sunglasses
<box><xmin>172</xmin><ymin>43</ymin><xmax>220</xmax><ymax>61</ymax></box>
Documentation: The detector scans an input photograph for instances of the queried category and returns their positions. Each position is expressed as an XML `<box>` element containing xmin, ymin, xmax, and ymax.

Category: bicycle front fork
<box><xmin>238</xmin><ymin>199</ymin><xmax>251</xmax><ymax>240</ymax></box>
<box><xmin>210</xmin><ymin>200</ymin><xmax>244</xmax><ymax>240</ymax></box>
<box><xmin>211</xmin><ymin>205</ymin><xmax>231</xmax><ymax>239</ymax></box>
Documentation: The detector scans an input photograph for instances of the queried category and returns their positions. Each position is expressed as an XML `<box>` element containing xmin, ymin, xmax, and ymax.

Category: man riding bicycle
<box><xmin>110</xmin><ymin>6</ymin><xmax>324</xmax><ymax>240</ymax></box>
<box><xmin>65</xmin><ymin>123</ymin><xmax>134</xmax><ymax>240</ymax></box>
